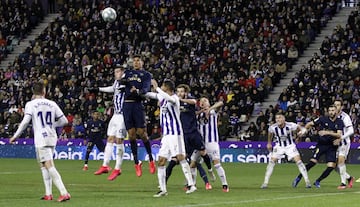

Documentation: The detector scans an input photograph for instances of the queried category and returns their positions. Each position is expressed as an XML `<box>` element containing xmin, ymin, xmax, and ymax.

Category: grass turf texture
<box><xmin>0</xmin><ymin>159</ymin><xmax>359</xmax><ymax>207</ymax></box>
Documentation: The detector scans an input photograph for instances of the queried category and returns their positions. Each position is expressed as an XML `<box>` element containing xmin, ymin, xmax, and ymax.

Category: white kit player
<box><xmin>9</xmin><ymin>82</ymin><xmax>71</xmax><ymax>202</ymax></box>
<box><xmin>261</xmin><ymin>112</ymin><xmax>311</xmax><ymax>189</ymax></box>
<box><xmin>334</xmin><ymin>99</ymin><xmax>354</xmax><ymax>189</ymax></box>
<box><xmin>90</xmin><ymin>65</ymin><xmax>127</xmax><ymax>181</ymax></box>
<box><xmin>146</xmin><ymin>79</ymin><xmax>196</xmax><ymax>197</ymax></box>
<box><xmin>197</xmin><ymin>97</ymin><xmax>229</xmax><ymax>192</ymax></box>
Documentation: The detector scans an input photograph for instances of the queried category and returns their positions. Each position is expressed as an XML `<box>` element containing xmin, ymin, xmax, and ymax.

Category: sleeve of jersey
<box><xmin>13</xmin><ymin>114</ymin><xmax>32</xmax><ymax>138</ymax></box>
<box><xmin>139</xmin><ymin>72</ymin><xmax>152</xmax><ymax>94</ymax></box>
<box><xmin>155</xmin><ymin>87</ymin><xmax>176</xmax><ymax>103</ymax></box>
<box><xmin>99</xmin><ymin>86</ymin><xmax>114</xmax><ymax>93</ymax></box>
<box><xmin>268</xmin><ymin>125</ymin><xmax>274</xmax><ymax>134</ymax></box>
<box><xmin>144</xmin><ymin>92</ymin><xmax>158</xmax><ymax>100</ymax></box>
<box><xmin>54</xmin><ymin>103</ymin><xmax>68</xmax><ymax>127</ymax></box>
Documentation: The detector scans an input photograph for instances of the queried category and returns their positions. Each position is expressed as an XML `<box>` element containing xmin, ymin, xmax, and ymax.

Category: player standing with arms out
<box><xmin>293</xmin><ymin>105</ymin><xmax>344</xmax><ymax>188</ymax></box>
<box><xmin>197</xmin><ymin>97</ymin><xmax>229</xmax><ymax>192</ymax></box>
<box><xmin>334</xmin><ymin>99</ymin><xmax>355</xmax><ymax>189</ymax></box>
<box><xmin>89</xmin><ymin>65</ymin><xmax>127</xmax><ymax>181</ymax></box>
<box><xmin>9</xmin><ymin>82</ymin><xmax>71</xmax><ymax>202</ymax></box>
<box><xmin>120</xmin><ymin>55</ymin><xmax>155</xmax><ymax>177</ymax></box>
<box><xmin>83</xmin><ymin>111</ymin><xmax>106</xmax><ymax>170</ymax></box>
<box><xmin>260</xmin><ymin>112</ymin><xmax>311</xmax><ymax>189</ymax></box>
<box><xmin>146</xmin><ymin>79</ymin><xmax>196</xmax><ymax>197</ymax></box>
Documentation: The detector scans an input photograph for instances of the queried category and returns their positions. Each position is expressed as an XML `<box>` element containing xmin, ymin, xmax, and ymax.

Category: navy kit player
<box><xmin>197</xmin><ymin>97</ymin><xmax>229</xmax><ymax>192</ymax></box>
<box><xmin>176</xmin><ymin>84</ymin><xmax>216</xmax><ymax>190</ymax></box>
<box><xmin>120</xmin><ymin>55</ymin><xmax>155</xmax><ymax>176</ymax></box>
<box><xmin>83</xmin><ymin>111</ymin><xmax>106</xmax><ymax>169</ymax></box>
<box><xmin>90</xmin><ymin>65</ymin><xmax>127</xmax><ymax>181</ymax></box>
<box><xmin>146</xmin><ymin>79</ymin><xmax>196</xmax><ymax>197</ymax></box>
<box><xmin>260</xmin><ymin>112</ymin><xmax>311</xmax><ymax>189</ymax></box>
<box><xmin>334</xmin><ymin>99</ymin><xmax>354</xmax><ymax>189</ymax></box>
<box><xmin>9</xmin><ymin>82</ymin><xmax>71</xmax><ymax>202</ymax></box>
<box><xmin>293</xmin><ymin>105</ymin><xmax>344</xmax><ymax>188</ymax></box>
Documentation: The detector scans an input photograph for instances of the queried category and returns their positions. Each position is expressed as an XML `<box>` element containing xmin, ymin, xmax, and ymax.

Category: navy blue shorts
<box><xmin>184</xmin><ymin>131</ymin><xmax>206</xmax><ymax>155</ymax></box>
<box><xmin>312</xmin><ymin>144</ymin><xmax>337</xmax><ymax>163</ymax></box>
<box><xmin>123</xmin><ymin>102</ymin><xmax>146</xmax><ymax>130</ymax></box>
<box><xmin>87</xmin><ymin>136</ymin><xmax>105</xmax><ymax>152</ymax></box>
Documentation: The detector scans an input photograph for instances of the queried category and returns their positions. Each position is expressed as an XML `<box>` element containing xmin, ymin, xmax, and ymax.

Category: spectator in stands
<box><xmin>0</xmin><ymin>0</ymin><xmax>346</xmax><ymax>141</ymax></box>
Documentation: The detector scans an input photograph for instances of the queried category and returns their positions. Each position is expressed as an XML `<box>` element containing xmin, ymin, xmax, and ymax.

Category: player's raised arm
<box><xmin>99</xmin><ymin>86</ymin><xmax>115</xmax><ymax>93</ymax></box>
<box><xmin>180</xmin><ymin>98</ymin><xmax>197</xmax><ymax>105</ymax></box>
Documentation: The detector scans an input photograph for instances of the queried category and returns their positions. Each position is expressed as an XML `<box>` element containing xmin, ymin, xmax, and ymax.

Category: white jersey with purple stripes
<box><xmin>337</xmin><ymin>111</ymin><xmax>353</xmax><ymax>157</ymax></box>
<box><xmin>197</xmin><ymin>109</ymin><xmax>219</xmax><ymax>144</ymax></box>
<box><xmin>268</xmin><ymin>122</ymin><xmax>297</xmax><ymax>147</ymax></box>
<box><xmin>339</xmin><ymin>111</ymin><xmax>352</xmax><ymax>145</ymax></box>
<box><xmin>158</xmin><ymin>94</ymin><xmax>183</xmax><ymax>136</ymax></box>
<box><xmin>112</xmin><ymin>80</ymin><xmax>125</xmax><ymax>114</ymax></box>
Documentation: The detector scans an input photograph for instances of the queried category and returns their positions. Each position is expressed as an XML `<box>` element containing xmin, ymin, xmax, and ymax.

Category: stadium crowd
<box><xmin>0</xmin><ymin>0</ymin><xmax>359</xmax><ymax>142</ymax></box>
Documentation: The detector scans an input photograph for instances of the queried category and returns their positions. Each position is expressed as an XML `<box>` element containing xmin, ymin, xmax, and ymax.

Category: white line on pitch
<box><xmin>172</xmin><ymin>192</ymin><xmax>345</xmax><ymax>207</ymax></box>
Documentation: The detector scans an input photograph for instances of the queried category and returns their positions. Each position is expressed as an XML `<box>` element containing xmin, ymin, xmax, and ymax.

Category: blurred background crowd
<box><xmin>0</xmin><ymin>0</ymin><xmax>359</xmax><ymax>143</ymax></box>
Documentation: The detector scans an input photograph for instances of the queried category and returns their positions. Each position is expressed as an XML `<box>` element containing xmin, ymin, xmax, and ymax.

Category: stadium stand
<box><xmin>0</xmin><ymin>0</ymin><xmax>359</xmax><ymax>142</ymax></box>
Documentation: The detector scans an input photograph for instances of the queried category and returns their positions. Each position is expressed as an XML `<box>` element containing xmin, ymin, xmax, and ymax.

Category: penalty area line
<box><xmin>172</xmin><ymin>192</ymin><xmax>345</xmax><ymax>207</ymax></box>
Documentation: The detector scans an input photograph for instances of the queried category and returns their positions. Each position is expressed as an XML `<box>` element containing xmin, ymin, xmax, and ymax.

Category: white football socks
<box><xmin>41</xmin><ymin>167</ymin><xmax>52</xmax><ymax>196</ymax></box>
<box><xmin>114</xmin><ymin>143</ymin><xmax>124</xmax><ymax>170</ymax></box>
<box><xmin>103</xmin><ymin>142</ymin><xmax>114</xmax><ymax>166</ymax></box>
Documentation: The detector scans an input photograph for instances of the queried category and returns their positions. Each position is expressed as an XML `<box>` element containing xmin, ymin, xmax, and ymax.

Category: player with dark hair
<box><xmin>83</xmin><ymin>111</ymin><xmax>106</xmax><ymax>169</ymax></box>
<box><xmin>120</xmin><ymin>55</ymin><xmax>155</xmax><ymax>177</ymax></box>
<box><xmin>10</xmin><ymin>81</ymin><xmax>70</xmax><ymax>202</ymax></box>
<box><xmin>333</xmin><ymin>99</ymin><xmax>354</xmax><ymax>189</ymax></box>
<box><xmin>177</xmin><ymin>84</ymin><xmax>214</xmax><ymax>188</ymax></box>
<box><xmin>146</xmin><ymin>79</ymin><xmax>196</xmax><ymax>197</ymax></box>
<box><xmin>90</xmin><ymin>65</ymin><xmax>127</xmax><ymax>181</ymax></box>
<box><xmin>293</xmin><ymin>105</ymin><xmax>344</xmax><ymax>188</ymax></box>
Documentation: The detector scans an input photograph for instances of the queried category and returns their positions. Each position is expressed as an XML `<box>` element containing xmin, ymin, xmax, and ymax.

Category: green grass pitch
<box><xmin>0</xmin><ymin>159</ymin><xmax>359</xmax><ymax>207</ymax></box>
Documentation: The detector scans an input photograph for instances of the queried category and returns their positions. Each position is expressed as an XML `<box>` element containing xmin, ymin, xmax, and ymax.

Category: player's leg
<box><xmin>336</xmin><ymin>144</ymin><xmax>353</xmax><ymax>189</ymax></box>
<box><xmin>196</xmin><ymin>163</ymin><xmax>211</xmax><ymax>190</ymax></box>
<box><xmin>154</xmin><ymin>156</ymin><xmax>168</xmax><ymax>197</ymax></box>
<box><xmin>199</xmin><ymin>149</ymin><xmax>215</xmax><ymax>180</ymax></box>
<box><xmin>176</xmin><ymin>135</ymin><xmax>196</xmax><ymax>194</ymax></box>
<box><xmin>137</xmin><ymin>127</ymin><xmax>156</xmax><ymax>174</ymax></box>
<box><xmin>41</xmin><ymin>147</ymin><xmax>70</xmax><ymax>202</ymax></box>
<box><xmin>165</xmin><ymin>157</ymin><xmax>178</xmax><ymax>184</ymax></box>
<box><xmin>108</xmin><ymin>117</ymin><xmax>127</xmax><ymax>180</ymax></box>
<box><xmin>83</xmin><ymin>141</ymin><xmax>95</xmax><ymax>170</ymax></box>
<box><xmin>293</xmin><ymin>145</ymin><xmax>323</xmax><ymax>186</ymax></box>
<box><xmin>178</xmin><ymin>154</ymin><xmax>196</xmax><ymax>194</ymax></box>
<box><xmin>313</xmin><ymin>147</ymin><xmax>337</xmax><ymax>188</ymax></box>
<box><xmin>262</xmin><ymin>145</ymin><xmax>281</xmax><ymax>188</ymax></box>
<box><xmin>108</xmin><ymin>137</ymin><xmax>124</xmax><ymax>181</ymax></box>
<box><xmin>39</xmin><ymin>162</ymin><xmax>52</xmax><ymax>200</ymax></box>
<box><xmin>261</xmin><ymin>156</ymin><xmax>277</xmax><ymax>189</ymax></box>
<box><xmin>293</xmin><ymin>155</ymin><xmax>311</xmax><ymax>188</ymax></box>
<box><xmin>94</xmin><ymin>136</ymin><xmax>114</xmax><ymax>175</ymax></box>
<box><xmin>124</xmin><ymin>103</ymin><xmax>141</xmax><ymax>167</ymax></box>
<box><xmin>133</xmin><ymin>103</ymin><xmax>154</xmax><ymax>164</ymax></box>
<box><xmin>154</xmin><ymin>137</ymin><xmax>170</xmax><ymax>197</ymax></box>
<box><xmin>213</xmin><ymin>159</ymin><xmax>229</xmax><ymax>192</ymax></box>
<box><xmin>95</xmin><ymin>137</ymin><xmax>106</xmax><ymax>153</ymax></box>
<box><xmin>192</xmin><ymin>132</ymin><xmax>213</xmax><ymax>179</ymax></box>
<box><xmin>189</xmin><ymin>150</ymin><xmax>201</xmax><ymax>186</ymax></box>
